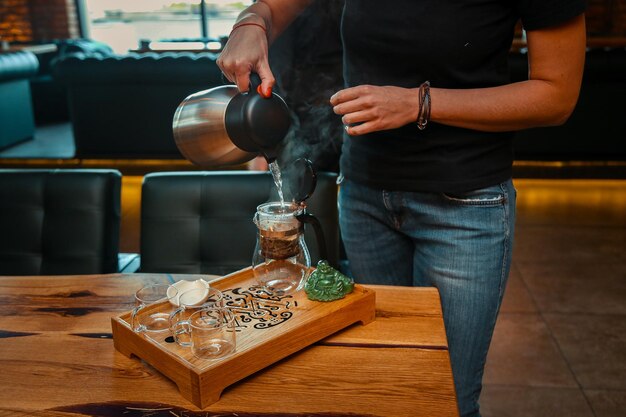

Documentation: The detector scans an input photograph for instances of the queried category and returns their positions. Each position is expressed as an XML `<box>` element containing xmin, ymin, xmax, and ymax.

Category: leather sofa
<box><xmin>53</xmin><ymin>52</ymin><xmax>224</xmax><ymax>159</ymax></box>
<box><xmin>0</xmin><ymin>169</ymin><xmax>136</xmax><ymax>275</ymax></box>
<box><xmin>30</xmin><ymin>38</ymin><xmax>113</xmax><ymax>124</ymax></box>
<box><xmin>510</xmin><ymin>47</ymin><xmax>626</xmax><ymax>160</ymax></box>
<box><xmin>0</xmin><ymin>51</ymin><xmax>39</xmax><ymax>150</ymax></box>
<box><xmin>139</xmin><ymin>171</ymin><xmax>340</xmax><ymax>275</ymax></box>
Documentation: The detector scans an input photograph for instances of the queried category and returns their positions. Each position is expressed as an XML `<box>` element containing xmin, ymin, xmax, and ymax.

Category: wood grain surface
<box><xmin>112</xmin><ymin>268</ymin><xmax>376</xmax><ymax>408</ymax></box>
<box><xmin>0</xmin><ymin>273</ymin><xmax>458</xmax><ymax>417</ymax></box>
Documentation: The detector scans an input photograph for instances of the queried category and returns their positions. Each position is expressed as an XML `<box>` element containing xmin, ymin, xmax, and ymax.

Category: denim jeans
<box><xmin>338</xmin><ymin>178</ymin><xmax>516</xmax><ymax>417</ymax></box>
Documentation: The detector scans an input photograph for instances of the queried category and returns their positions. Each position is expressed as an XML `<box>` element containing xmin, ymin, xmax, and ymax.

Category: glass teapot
<box><xmin>252</xmin><ymin>202</ymin><xmax>309</xmax><ymax>293</ymax></box>
<box><xmin>252</xmin><ymin>160</ymin><xmax>327</xmax><ymax>294</ymax></box>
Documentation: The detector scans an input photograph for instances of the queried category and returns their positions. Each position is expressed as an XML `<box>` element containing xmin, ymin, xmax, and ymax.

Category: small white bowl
<box><xmin>167</xmin><ymin>279</ymin><xmax>210</xmax><ymax>307</ymax></box>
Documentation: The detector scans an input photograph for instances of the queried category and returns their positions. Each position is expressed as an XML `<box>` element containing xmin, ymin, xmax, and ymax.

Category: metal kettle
<box><xmin>173</xmin><ymin>73</ymin><xmax>291</xmax><ymax>167</ymax></box>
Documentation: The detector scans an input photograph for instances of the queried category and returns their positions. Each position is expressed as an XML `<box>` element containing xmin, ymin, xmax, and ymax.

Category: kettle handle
<box><xmin>249</xmin><ymin>73</ymin><xmax>263</xmax><ymax>95</ymax></box>
<box><xmin>220</xmin><ymin>72</ymin><xmax>263</xmax><ymax>94</ymax></box>
<box><xmin>295</xmin><ymin>212</ymin><xmax>328</xmax><ymax>263</ymax></box>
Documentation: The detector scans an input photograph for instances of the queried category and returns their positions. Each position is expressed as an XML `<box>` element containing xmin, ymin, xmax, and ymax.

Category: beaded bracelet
<box><xmin>417</xmin><ymin>81</ymin><xmax>431</xmax><ymax>130</ymax></box>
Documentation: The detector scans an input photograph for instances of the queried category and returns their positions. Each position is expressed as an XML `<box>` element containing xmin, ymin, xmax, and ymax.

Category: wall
<box><xmin>0</xmin><ymin>0</ymin><xmax>79</xmax><ymax>43</ymax></box>
<box><xmin>587</xmin><ymin>0</ymin><xmax>626</xmax><ymax>39</ymax></box>
<box><xmin>0</xmin><ymin>0</ymin><xmax>32</xmax><ymax>42</ymax></box>
<box><xmin>0</xmin><ymin>1</ymin><xmax>624</xmax><ymax>45</ymax></box>
<box><xmin>29</xmin><ymin>0</ymin><xmax>80</xmax><ymax>41</ymax></box>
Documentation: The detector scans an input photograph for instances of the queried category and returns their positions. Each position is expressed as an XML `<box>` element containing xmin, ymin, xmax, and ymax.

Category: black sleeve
<box><xmin>516</xmin><ymin>0</ymin><xmax>587</xmax><ymax>31</ymax></box>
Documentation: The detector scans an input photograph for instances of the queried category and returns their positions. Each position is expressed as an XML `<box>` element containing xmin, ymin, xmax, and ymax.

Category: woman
<box><xmin>217</xmin><ymin>1</ymin><xmax>586</xmax><ymax>416</ymax></box>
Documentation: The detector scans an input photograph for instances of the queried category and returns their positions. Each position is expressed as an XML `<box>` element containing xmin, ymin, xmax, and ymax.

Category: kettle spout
<box><xmin>262</xmin><ymin>149</ymin><xmax>277</xmax><ymax>164</ymax></box>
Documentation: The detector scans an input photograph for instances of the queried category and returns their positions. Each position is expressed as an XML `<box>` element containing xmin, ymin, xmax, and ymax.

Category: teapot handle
<box><xmin>295</xmin><ymin>212</ymin><xmax>328</xmax><ymax>263</ymax></box>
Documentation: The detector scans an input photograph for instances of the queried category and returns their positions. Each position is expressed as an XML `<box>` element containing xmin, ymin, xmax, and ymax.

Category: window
<box><xmin>80</xmin><ymin>0</ymin><xmax>252</xmax><ymax>54</ymax></box>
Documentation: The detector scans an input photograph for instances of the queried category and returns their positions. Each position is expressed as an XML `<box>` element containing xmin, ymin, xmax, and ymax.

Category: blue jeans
<box><xmin>339</xmin><ymin>178</ymin><xmax>516</xmax><ymax>417</ymax></box>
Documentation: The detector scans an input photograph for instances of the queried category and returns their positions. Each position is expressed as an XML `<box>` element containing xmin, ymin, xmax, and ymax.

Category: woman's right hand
<box><xmin>217</xmin><ymin>19</ymin><xmax>275</xmax><ymax>97</ymax></box>
<box><xmin>217</xmin><ymin>0</ymin><xmax>311</xmax><ymax>97</ymax></box>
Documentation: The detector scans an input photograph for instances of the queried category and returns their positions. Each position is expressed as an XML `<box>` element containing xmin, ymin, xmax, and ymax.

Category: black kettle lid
<box><xmin>225</xmin><ymin>73</ymin><xmax>291</xmax><ymax>161</ymax></box>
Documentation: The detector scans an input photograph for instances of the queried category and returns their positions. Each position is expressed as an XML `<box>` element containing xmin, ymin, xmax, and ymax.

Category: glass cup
<box><xmin>187</xmin><ymin>307</ymin><xmax>236</xmax><ymax>360</ymax></box>
<box><xmin>131</xmin><ymin>284</ymin><xmax>178</xmax><ymax>333</ymax></box>
<box><xmin>169</xmin><ymin>287</ymin><xmax>225</xmax><ymax>347</ymax></box>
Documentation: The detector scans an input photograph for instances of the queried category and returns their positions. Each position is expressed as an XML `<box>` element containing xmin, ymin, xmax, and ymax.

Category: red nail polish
<box><xmin>256</xmin><ymin>85</ymin><xmax>272</xmax><ymax>98</ymax></box>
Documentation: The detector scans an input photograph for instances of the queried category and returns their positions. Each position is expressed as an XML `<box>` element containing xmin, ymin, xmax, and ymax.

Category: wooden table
<box><xmin>0</xmin><ymin>273</ymin><xmax>458</xmax><ymax>417</ymax></box>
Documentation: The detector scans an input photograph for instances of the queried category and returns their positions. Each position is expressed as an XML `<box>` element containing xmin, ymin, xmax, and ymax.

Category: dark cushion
<box><xmin>140</xmin><ymin>171</ymin><xmax>339</xmax><ymax>275</ymax></box>
<box><xmin>52</xmin><ymin>52</ymin><xmax>224</xmax><ymax>158</ymax></box>
<box><xmin>27</xmin><ymin>39</ymin><xmax>114</xmax><ymax>124</ymax></box>
<box><xmin>0</xmin><ymin>51</ymin><xmax>39</xmax><ymax>82</ymax></box>
<box><xmin>58</xmin><ymin>38</ymin><xmax>113</xmax><ymax>57</ymax></box>
<box><xmin>53</xmin><ymin>52</ymin><xmax>222</xmax><ymax>84</ymax></box>
<box><xmin>30</xmin><ymin>75</ymin><xmax>69</xmax><ymax>124</ymax></box>
<box><xmin>0</xmin><ymin>169</ymin><xmax>122</xmax><ymax>275</ymax></box>
<box><xmin>0</xmin><ymin>52</ymin><xmax>38</xmax><ymax>148</ymax></box>
<box><xmin>32</xmin><ymin>39</ymin><xmax>114</xmax><ymax>76</ymax></box>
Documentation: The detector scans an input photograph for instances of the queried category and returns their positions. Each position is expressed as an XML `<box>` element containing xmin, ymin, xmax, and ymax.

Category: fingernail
<box><xmin>256</xmin><ymin>85</ymin><xmax>272</xmax><ymax>98</ymax></box>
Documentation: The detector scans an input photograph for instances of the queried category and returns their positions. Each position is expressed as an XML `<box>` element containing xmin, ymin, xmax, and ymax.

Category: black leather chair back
<box><xmin>0</xmin><ymin>169</ymin><xmax>122</xmax><ymax>275</ymax></box>
<box><xmin>140</xmin><ymin>171</ymin><xmax>339</xmax><ymax>275</ymax></box>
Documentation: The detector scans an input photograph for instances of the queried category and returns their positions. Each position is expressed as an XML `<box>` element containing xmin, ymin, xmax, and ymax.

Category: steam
<box><xmin>278</xmin><ymin>79</ymin><xmax>344</xmax><ymax>173</ymax></box>
<box><xmin>270</xmin><ymin>0</ymin><xmax>345</xmax><ymax>174</ymax></box>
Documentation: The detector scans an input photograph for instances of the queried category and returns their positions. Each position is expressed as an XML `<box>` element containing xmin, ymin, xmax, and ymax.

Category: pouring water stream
<box><xmin>269</xmin><ymin>161</ymin><xmax>285</xmax><ymax>209</ymax></box>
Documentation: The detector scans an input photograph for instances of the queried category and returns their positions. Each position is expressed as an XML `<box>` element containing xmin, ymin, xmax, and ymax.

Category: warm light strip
<box><xmin>514</xmin><ymin>160</ymin><xmax>626</xmax><ymax>168</ymax></box>
<box><xmin>515</xmin><ymin>178</ymin><xmax>626</xmax><ymax>220</ymax></box>
<box><xmin>2</xmin><ymin>159</ymin><xmax>624</xmax><ymax>167</ymax></box>
<box><xmin>80</xmin><ymin>159</ymin><xmax>194</xmax><ymax>167</ymax></box>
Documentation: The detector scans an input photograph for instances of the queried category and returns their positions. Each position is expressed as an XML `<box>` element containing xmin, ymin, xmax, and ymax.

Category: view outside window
<box><xmin>82</xmin><ymin>0</ymin><xmax>252</xmax><ymax>54</ymax></box>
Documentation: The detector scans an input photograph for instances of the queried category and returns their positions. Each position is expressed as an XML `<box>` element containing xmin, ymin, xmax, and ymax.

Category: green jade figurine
<box><xmin>305</xmin><ymin>260</ymin><xmax>354</xmax><ymax>301</ymax></box>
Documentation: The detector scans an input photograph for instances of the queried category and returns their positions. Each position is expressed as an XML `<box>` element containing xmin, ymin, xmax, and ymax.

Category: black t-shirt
<box><xmin>340</xmin><ymin>0</ymin><xmax>586</xmax><ymax>193</ymax></box>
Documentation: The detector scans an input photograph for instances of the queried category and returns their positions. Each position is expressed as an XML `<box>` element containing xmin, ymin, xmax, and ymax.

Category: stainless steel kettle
<box><xmin>173</xmin><ymin>73</ymin><xmax>291</xmax><ymax>167</ymax></box>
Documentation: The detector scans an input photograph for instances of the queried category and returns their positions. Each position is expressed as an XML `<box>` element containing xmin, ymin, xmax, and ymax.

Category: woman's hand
<box><xmin>330</xmin><ymin>85</ymin><xmax>420</xmax><ymax>136</ymax></box>
<box><xmin>216</xmin><ymin>0</ymin><xmax>311</xmax><ymax>97</ymax></box>
<box><xmin>217</xmin><ymin>21</ymin><xmax>275</xmax><ymax>96</ymax></box>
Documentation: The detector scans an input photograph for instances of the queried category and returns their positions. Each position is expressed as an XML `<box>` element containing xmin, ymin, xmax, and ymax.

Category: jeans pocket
<box><xmin>441</xmin><ymin>183</ymin><xmax>506</xmax><ymax>206</ymax></box>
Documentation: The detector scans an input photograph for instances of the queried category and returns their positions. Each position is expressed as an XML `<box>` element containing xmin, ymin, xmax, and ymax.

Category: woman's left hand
<box><xmin>330</xmin><ymin>85</ymin><xmax>420</xmax><ymax>136</ymax></box>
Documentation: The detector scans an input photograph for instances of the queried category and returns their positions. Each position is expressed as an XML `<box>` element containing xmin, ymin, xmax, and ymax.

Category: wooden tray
<box><xmin>111</xmin><ymin>267</ymin><xmax>376</xmax><ymax>408</ymax></box>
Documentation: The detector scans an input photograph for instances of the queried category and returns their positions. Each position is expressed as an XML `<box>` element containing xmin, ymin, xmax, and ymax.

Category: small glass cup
<box><xmin>131</xmin><ymin>284</ymin><xmax>178</xmax><ymax>333</ymax></box>
<box><xmin>188</xmin><ymin>307</ymin><xmax>236</xmax><ymax>360</ymax></box>
<box><xmin>169</xmin><ymin>287</ymin><xmax>225</xmax><ymax>347</ymax></box>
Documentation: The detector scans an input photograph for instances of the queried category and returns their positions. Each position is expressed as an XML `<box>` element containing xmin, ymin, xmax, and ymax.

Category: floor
<box><xmin>2</xmin><ymin>123</ymin><xmax>626</xmax><ymax>417</ymax></box>
<box><xmin>482</xmin><ymin>180</ymin><xmax>626</xmax><ymax>417</ymax></box>
<box><xmin>0</xmin><ymin>122</ymin><xmax>75</xmax><ymax>159</ymax></box>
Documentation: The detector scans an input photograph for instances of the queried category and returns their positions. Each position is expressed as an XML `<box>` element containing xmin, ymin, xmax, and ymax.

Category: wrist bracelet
<box><xmin>417</xmin><ymin>81</ymin><xmax>431</xmax><ymax>130</ymax></box>
<box><xmin>230</xmin><ymin>22</ymin><xmax>267</xmax><ymax>35</ymax></box>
